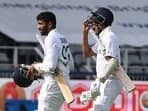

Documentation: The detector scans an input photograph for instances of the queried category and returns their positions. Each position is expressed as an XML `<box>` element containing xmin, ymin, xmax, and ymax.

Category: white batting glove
<box><xmin>90</xmin><ymin>80</ymin><xmax>100</xmax><ymax>97</ymax></box>
<box><xmin>80</xmin><ymin>87</ymin><xmax>100</xmax><ymax>104</ymax></box>
<box><xmin>80</xmin><ymin>91</ymin><xmax>93</xmax><ymax>104</ymax></box>
<box><xmin>98</xmin><ymin>76</ymin><xmax>106</xmax><ymax>83</ymax></box>
<box><xmin>80</xmin><ymin>79</ymin><xmax>101</xmax><ymax>104</ymax></box>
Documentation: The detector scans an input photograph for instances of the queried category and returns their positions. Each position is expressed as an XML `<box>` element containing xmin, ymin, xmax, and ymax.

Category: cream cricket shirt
<box><xmin>34</xmin><ymin>29</ymin><xmax>74</xmax><ymax>77</ymax></box>
<box><xmin>91</xmin><ymin>26</ymin><xmax>120</xmax><ymax>77</ymax></box>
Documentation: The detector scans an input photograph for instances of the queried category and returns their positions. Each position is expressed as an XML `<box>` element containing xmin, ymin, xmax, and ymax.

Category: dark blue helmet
<box><xmin>13</xmin><ymin>66</ymin><xmax>34</xmax><ymax>87</ymax></box>
<box><xmin>87</xmin><ymin>7</ymin><xmax>114</xmax><ymax>26</ymax></box>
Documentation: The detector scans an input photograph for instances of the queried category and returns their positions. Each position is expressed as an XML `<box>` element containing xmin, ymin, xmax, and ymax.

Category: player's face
<box><xmin>37</xmin><ymin>20</ymin><xmax>51</xmax><ymax>35</ymax></box>
<box><xmin>91</xmin><ymin>23</ymin><xmax>102</xmax><ymax>35</ymax></box>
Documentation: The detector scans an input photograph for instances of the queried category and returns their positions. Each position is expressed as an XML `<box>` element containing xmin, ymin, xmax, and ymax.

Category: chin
<box><xmin>40</xmin><ymin>31</ymin><xmax>48</xmax><ymax>36</ymax></box>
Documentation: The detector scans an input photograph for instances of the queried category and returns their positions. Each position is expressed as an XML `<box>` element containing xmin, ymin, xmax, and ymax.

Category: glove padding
<box><xmin>80</xmin><ymin>79</ymin><xmax>101</xmax><ymax>104</ymax></box>
<box><xmin>90</xmin><ymin>80</ymin><xmax>101</xmax><ymax>97</ymax></box>
<box><xmin>80</xmin><ymin>91</ymin><xmax>95</xmax><ymax>104</ymax></box>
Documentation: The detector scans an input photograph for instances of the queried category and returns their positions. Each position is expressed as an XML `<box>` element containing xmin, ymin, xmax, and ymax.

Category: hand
<box><xmin>26</xmin><ymin>65</ymin><xmax>38</xmax><ymax>80</ymax></box>
<box><xmin>54</xmin><ymin>68</ymin><xmax>60</xmax><ymax>76</ymax></box>
<box><xmin>98</xmin><ymin>76</ymin><xmax>106</xmax><ymax>83</ymax></box>
<box><xmin>80</xmin><ymin>91</ymin><xmax>92</xmax><ymax>104</ymax></box>
<box><xmin>82</xmin><ymin>21</ymin><xmax>91</xmax><ymax>34</ymax></box>
<box><xmin>90</xmin><ymin>80</ymin><xmax>101</xmax><ymax>97</ymax></box>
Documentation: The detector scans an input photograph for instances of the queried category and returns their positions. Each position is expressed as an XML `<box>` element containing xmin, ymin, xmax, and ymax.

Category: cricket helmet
<box><xmin>87</xmin><ymin>7</ymin><xmax>114</xmax><ymax>26</ymax></box>
<box><xmin>13</xmin><ymin>66</ymin><xmax>33</xmax><ymax>87</ymax></box>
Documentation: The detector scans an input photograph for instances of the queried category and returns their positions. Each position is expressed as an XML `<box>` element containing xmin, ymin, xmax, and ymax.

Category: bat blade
<box><xmin>55</xmin><ymin>72</ymin><xmax>74</xmax><ymax>104</ymax></box>
<box><xmin>115</xmin><ymin>66</ymin><xmax>136</xmax><ymax>93</ymax></box>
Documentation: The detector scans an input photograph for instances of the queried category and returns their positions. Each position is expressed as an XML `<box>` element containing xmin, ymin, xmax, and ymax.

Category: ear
<box><xmin>48</xmin><ymin>21</ymin><xmax>52</xmax><ymax>28</ymax></box>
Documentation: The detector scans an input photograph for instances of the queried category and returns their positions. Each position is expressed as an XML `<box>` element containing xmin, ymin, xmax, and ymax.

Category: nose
<box><xmin>37</xmin><ymin>25</ymin><xmax>42</xmax><ymax>31</ymax></box>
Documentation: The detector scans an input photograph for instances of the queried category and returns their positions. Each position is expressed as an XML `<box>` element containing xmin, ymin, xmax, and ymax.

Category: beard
<box><xmin>41</xmin><ymin>32</ymin><xmax>48</xmax><ymax>36</ymax></box>
<box><xmin>92</xmin><ymin>27</ymin><xmax>99</xmax><ymax>36</ymax></box>
<box><xmin>38</xmin><ymin>25</ymin><xmax>49</xmax><ymax>36</ymax></box>
<box><xmin>40</xmin><ymin>31</ymin><xmax>49</xmax><ymax>36</ymax></box>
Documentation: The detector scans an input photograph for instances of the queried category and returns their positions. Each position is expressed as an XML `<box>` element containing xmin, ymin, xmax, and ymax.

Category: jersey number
<box><xmin>62</xmin><ymin>45</ymin><xmax>70</xmax><ymax>66</ymax></box>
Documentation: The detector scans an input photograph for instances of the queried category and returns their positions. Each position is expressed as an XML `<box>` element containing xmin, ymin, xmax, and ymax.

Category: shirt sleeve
<box><xmin>43</xmin><ymin>39</ymin><xmax>60</xmax><ymax>69</ymax></box>
<box><xmin>104</xmin><ymin>35</ymin><xmax>118</xmax><ymax>58</ymax></box>
<box><xmin>34</xmin><ymin>36</ymin><xmax>60</xmax><ymax>74</ymax></box>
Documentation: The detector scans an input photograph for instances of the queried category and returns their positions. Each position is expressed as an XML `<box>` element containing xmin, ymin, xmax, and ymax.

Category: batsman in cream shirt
<box><xmin>36</xmin><ymin>29</ymin><xmax>74</xmax><ymax>111</ymax></box>
<box><xmin>91</xmin><ymin>26</ymin><xmax>123</xmax><ymax>111</ymax></box>
<box><xmin>32</xmin><ymin>12</ymin><xmax>74</xmax><ymax>111</ymax></box>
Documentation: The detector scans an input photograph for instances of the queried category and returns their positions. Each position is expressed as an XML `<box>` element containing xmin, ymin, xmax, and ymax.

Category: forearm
<box><xmin>82</xmin><ymin>32</ymin><xmax>95</xmax><ymax>57</ymax></box>
<box><xmin>33</xmin><ymin>63</ymin><xmax>55</xmax><ymax>74</ymax></box>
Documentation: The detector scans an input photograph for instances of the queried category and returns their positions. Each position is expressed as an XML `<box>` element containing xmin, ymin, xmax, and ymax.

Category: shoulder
<box><xmin>53</xmin><ymin>31</ymin><xmax>69</xmax><ymax>44</ymax></box>
<box><xmin>103</xmin><ymin>30</ymin><xmax>118</xmax><ymax>42</ymax></box>
<box><xmin>46</xmin><ymin>30</ymin><xmax>61</xmax><ymax>43</ymax></box>
<box><xmin>47</xmin><ymin>30</ymin><xmax>69</xmax><ymax>46</ymax></box>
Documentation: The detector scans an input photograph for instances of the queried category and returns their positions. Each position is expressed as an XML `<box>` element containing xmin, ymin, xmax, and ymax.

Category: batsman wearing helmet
<box><xmin>25</xmin><ymin>11</ymin><xmax>74</xmax><ymax>111</ymax></box>
<box><xmin>80</xmin><ymin>7</ymin><xmax>123</xmax><ymax>111</ymax></box>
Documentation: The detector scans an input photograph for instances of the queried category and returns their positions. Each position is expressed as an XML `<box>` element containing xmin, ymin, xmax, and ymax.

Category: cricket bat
<box><xmin>89</xmin><ymin>29</ymin><xmax>136</xmax><ymax>93</ymax></box>
<box><xmin>55</xmin><ymin>71</ymin><xmax>74</xmax><ymax>104</ymax></box>
<box><xmin>115</xmin><ymin>66</ymin><xmax>136</xmax><ymax>92</ymax></box>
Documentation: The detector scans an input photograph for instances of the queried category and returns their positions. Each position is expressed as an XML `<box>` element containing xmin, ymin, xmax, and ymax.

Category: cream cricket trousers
<box><xmin>37</xmin><ymin>75</ymin><xmax>65</xmax><ymax>111</ymax></box>
<box><xmin>92</xmin><ymin>77</ymin><xmax>123</xmax><ymax>111</ymax></box>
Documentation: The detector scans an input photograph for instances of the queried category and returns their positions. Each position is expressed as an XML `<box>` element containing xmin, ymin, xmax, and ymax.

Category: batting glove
<box><xmin>90</xmin><ymin>79</ymin><xmax>101</xmax><ymax>97</ymax></box>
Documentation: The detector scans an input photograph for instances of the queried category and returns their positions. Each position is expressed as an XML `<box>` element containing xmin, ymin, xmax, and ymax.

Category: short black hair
<box><xmin>36</xmin><ymin>11</ymin><xmax>56</xmax><ymax>28</ymax></box>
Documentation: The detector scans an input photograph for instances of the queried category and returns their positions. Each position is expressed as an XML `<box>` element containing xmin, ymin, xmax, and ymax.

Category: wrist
<box><xmin>83</xmin><ymin>31</ymin><xmax>89</xmax><ymax>35</ymax></box>
<box><xmin>83</xmin><ymin>32</ymin><xmax>89</xmax><ymax>38</ymax></box>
